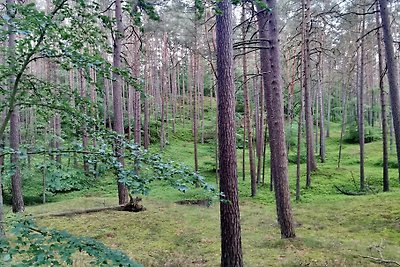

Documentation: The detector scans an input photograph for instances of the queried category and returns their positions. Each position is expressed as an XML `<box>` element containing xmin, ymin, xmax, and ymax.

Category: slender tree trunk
<box><xmin>376</xmin><ymin>2</ymin><xmax>389</xmax><ymax>191</ymax></box>
<box><xmin>242</xmin><ymin>117</ymin><xmax>246</xmax><ymax>181</ymax></box>
<box><xmin>172</xmin><ymin>57</ymin><xmax>177</xmax><ymax>135</ymax></box>
<box><xmin>296</xmin><ymin>35</ymin><xmax>306</xmax><ymax>202</ymax></box>
<box><xmin>286</xmin><ymin>50</ymin><xmax>296</xmax><ymax>154</ymax></box>
<box><xmin>318</xmin><ymin>59</ymin><xmax>326</xmax><ymax>163</ymax></box>
<box><xmin>303</xmin><ymin>0</ymin><xmax>317</xmax><ymax>188</ymax></box>
<box><xmin>160</xmin><ymin>34</ymin><xmax>168</xmax><ymax>150</ymax></box>
<box><xmin>216</xmin><ymin>1</ymin><xmax>243</xmax><ymax>265</ymax></box>
<box><xmin>315</xmin><ymin>90</ymin><xmax>319</xmax><ymax>155</ymax></box>
<box><xmin>79</xmin><ymin>69</ymin><xmax>90</xmax><ymax>174</ymax></box>
<box><xmin>199</xmin><ymin>62</ymin><xmax>205</xmax><ymax>144</ymax></box>
<box><xmin>255</xmin><ymin>58</ymin><xmax>264</xmax><ymax>184</ymax></box>
<box><xmin>241</xmin><ymin>6</ymin><xmax>256</xmax><ymax>196</ymax></box>
<box><xmin>379</xmin><ymin>0</ymin><xmax>400</xmax><ymax>182</ymax></box>
<box><xmin>296</xmin><ymin>83</ymin><xmax>303</xmax><ymax>202</ymax></box>
<box><xmin>192</xmin><ymin>54</ymin><xmax>199</xmax><ymax>172</ymax></box>
<box><xmin>358</xmin><ymin>12</ymin><xmax>366</xmax><ymax>191</ymax></box>
<box><xmin>133</xmin><ymin>45</ymin><xmax>141</xmax><ymax>146</ymax></box>
<box><xmin>113</xmin><ymin>0</ymin><xmax>128</xmax><ymax>205</ymax></box>
<box><xmin>257</xmin><ymin>0</ymin><xmax>296</xmax><ymax>238</ymax></box>
<box><xmin>326</xmin><ymin>90</ymin><xmax>331</xmax><ymax>137</ymax></box>
<box><xmin>8</xmin><ymin>0</ymin><xmax>24</xmax><ymax>213</ymax></box>
<box><xmin>144</xmin><ymin>61</ymin><xmax>150</xmax><ymax>149</ymax></box>
<box><xmin>338</xmin><ymin>76</ymin><xmax>347</xmax><ymax>168</ymax></box>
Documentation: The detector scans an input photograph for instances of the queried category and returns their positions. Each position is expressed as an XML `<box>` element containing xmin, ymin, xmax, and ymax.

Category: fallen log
<box><xmin>36</xmin><ymin>196</ymin><xmax>145</xmax><ymax>218</ymax></box>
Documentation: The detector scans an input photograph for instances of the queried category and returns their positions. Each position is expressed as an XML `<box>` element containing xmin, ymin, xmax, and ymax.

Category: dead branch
<box><xmin>359</xmin><ymin>255</ymin><xmax>400</xmax><ymax>266</ymax></box>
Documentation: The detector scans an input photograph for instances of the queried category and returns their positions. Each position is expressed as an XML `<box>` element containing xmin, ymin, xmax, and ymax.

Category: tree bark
<box><xmin>257</xmin><ymin>0</ymin><xmax>296</xmax><ymax>238</ymax></box>
<box><xmin>358</xmin><ymin>11</ymin><xmax>366</xmax><ymax>191</ymax></box>
<box><xmin>113</xmin><ymin>0</ymin><xmax>128</xmax><ymax>205</ymax></box>
<box><xmin>318</xmin><ymin>58</ymin><xmax>326</xmax><ymax>163</ymax></box>
<box><xmin>338</xmin><ymin>75</ymin><xmax>347</xmax><ymax>169</ymax></box>
<box><xmin>216</xmin><ymin>0</ymin><xmax>243</xmax><ymax>265</ymax></box>
<box><xmin>241</xmin><ymin>5</ymin><xmax>256</xmax><ymax>196</ymax></box>
<box><xmin>192</xmin><ymin>54</ymin><xmax>199</xmax><ymax>172</ymax></box>
<box><xmin>8</xmin><ymin>0</ymin><xmax>24</xmax><ymax>213</ymax></box>
<box><xmin>302</xmin><ymin>0</ymin><xmax>317</xmax><ymax>188</ymax></box>
<box><xmin>79</xmin><ymin>69</ymin><xmax>90</xmax><ymax>174</ymax></box>
<box><xmin>376</xmin><ymin>2</ymin><xmax>389</xmax><ymax>191</ymax></box>
<box><xmin>379</xmin><ymin>0</ymin><xmax>400</xmax><ymax>182</ymax></box>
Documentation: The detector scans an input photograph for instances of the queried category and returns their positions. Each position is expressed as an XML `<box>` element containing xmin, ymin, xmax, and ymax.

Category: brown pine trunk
<box><xmin>8</xmin><ymin>0</ymin><xmax>24</xmax><ymax>213</ymax></box>
<box><xmin>257</xmin><ymin>0</ymin><xmax>296</xmax><ymax>238</ymax></box>
<box><xmin>241</xmin><ymin>6</ymin><xmax>256</xmax><ymax>196</ymax></box>
<box><xmin>318</xmin><ymin>58</ymin><xmax>326</xmax><ymax>163</ymax></box>
<box><xmin>216</xmin><ymin>0</ymin><xmax>243</xmax><ymax>265</ymax></box>
<box><xmin>144</xmin><ymin>58</ymin><xmax>150</xmax><ymax>149</ymax></box>
<box><xmin>303</xmin><ymin>0</ymin><xmax>317</xmax><ymax>188</ymax></box>
<box><xmin>133</xmin><ymin>40</ymin><xmax>141</xmax><ymax>146</ymax></box>
<box><xmin>199</xmin><ymin>62</ymin><xmax>205</xmax><ymax>145</ymax></box>
<box><xmin>160</xmin><ymin>34</ymin><xmax>168</xmax><ymax>150</ymax></box>
<box><xmin>379</xmin><ymin>0</ymin><xmax>400</xmax><ymax>182</ymax></box>
<box><xmin>79</xmin><ymin>69</ymin><xmax>90</xmax><ymax>174</ymax></box>
<box><xmin>192</xmin><ymin>54</ymin><xmax>199</xmax><ymax>172</ymax></box>
<box><xmin>171</xmin><ymin>57</ymin><xmax>177</xmax><ymax>134</ymax></box>
<box><xmin>358</xmin><ymin>11</ymin><xmax>366</xmax><ymax>191</ymax></box>
<box><xmin>113</xmin><ymin>0</ymin><xmax>128</xmax><ymax>204</ymax></box>
<box><xmin>338</xmin><ymin>75</ymin><xmax>348</xmax><ymax>168</ymax></box>
<box><xmin>296</xmin><ymin>73</ymin><xmax>304</xmax><ymax>202</ymax></box>
<box><xmin>376</xmin><ymin>2</ymin><xmax>388</xmax><ymax>191</ymax></box>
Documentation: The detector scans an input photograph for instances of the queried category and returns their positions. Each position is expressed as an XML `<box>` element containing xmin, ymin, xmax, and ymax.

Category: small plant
<box><xmin>344</xmin><ymin>123</ymin><xmax>381</xmax><ymax>144</ymax></box>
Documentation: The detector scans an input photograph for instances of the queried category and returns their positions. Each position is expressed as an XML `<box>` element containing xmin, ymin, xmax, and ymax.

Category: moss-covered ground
<box><xmin>5</xmin><ymin>103</ymin><xmax>400</xmax><ymax>266</ymax></box>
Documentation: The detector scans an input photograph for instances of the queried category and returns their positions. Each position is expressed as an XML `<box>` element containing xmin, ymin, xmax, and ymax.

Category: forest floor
<box><xmin>5</xmin><ymin>114</ymin><xmax>400</xmax><ymax>266</ymax></box>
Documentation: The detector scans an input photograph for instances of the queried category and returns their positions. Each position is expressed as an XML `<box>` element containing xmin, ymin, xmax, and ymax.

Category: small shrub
<box><xmin>344</xmin><ymin>123</ymin><xmax>381</xmax><ymax>144</ymax></box>
<box><xmin>374</xmin><ymin>158</ymin><xmax>399</xmax><ymax>169</ymax></box>
<box><xmin>288</xmin><ymin>152</ymin><xmax>306</xmax><ymax>164</ymax></box>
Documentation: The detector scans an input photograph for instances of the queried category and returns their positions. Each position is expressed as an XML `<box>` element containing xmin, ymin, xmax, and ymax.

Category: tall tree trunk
<box><xmin>376</xmin><ymin>2</ymin><xmax>389</xmax><ymax>191</ymax></box>
<box><xmin>296</xmin><ymin>79</ymin><xmax>303</xmax><ymax>202</ymax></box>
<box><xmin>199</xmin><ymin>62</ymin><xmax>205</xmax><ymax>144</ymax></box>
<box><xmin>255</xmin><ymin>55</ymin><xmax>265</xmax><ymax>185</ymax></box>
<box><xmin>358</xmin><ymin>12</ymin><xmax>366</xmax><ymax>191</ymax></box>
<box><xmin>160</xmin><ymin>33</ymin><xmax>168</xmax><ymax>150</ymax></box>
<box><xmin>192</xmin><ymin>54</ymin><xmax>199</xmax><ymax>172</ymax></box>
<box><xmin>144</xmin><ymin>60</ymin><xmax>150</xmax><ymax>149</ymax></box>
<box><xmin>171</xmin><ymin>57</ymin><xmax>177</xmax><ymax>135</ymax></box>
<box><xmin>241</xmin><ymin>5</ymin><xmax>256</xmax><ymax>196</ymax></box>
<box><xmin>133</xmin><ymin>42</ymin><xmax>141</xmax><ymax>146</ymax></box>
<box><xmin>338</xmin><ymin>76</ymin><xmax>347</xmax><ymax>168</ymax></box>
<box><xmin>303</xmin><ymin>0</ymin><xmax>317</xmax><ymax>188</ymax></box>
<box><xmin>297</xmin><ymin>35</ymin><xmax>306</xmax><ymax>202</ymax></box>
<box><xmin>379</xmin><ymin>0</ymin><xmax>400</xmax><ymax>182</ymax></box>
<box><xmin>113</xmin><ymin>0</ymin><xmax>128</xmax><ymax>205</ymax></box>
<box><xmin>8</xmin><ymin>0</ymin><xmax>24</xmax><ymax>213</ymax></box>
<box><xmin>79</xmin><ymin>69</ymin><xmax>89</xmax><ymax>174</ymax></box>
<box><xmin>216</xmin><ymin>0</ymin><xmax>243</xmax><ymax>265</ymax></box>
<box><xmin>326</xmin><ymin>90</ymin><xmax>331</xmax><ymax>137</ymax></box>
<box><xmin>318</xmin><ymin>59</ymin><xmax>326</xmax><ymax>163</ymax></box>
<box><xmin>257</xmin><ymin>0</ymin><xmax>296</xmax><ymax>238</ymax></box>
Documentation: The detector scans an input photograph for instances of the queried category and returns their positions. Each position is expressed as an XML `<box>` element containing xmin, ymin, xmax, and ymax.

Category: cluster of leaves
<box><xmin>77</xmin><ymin>128</ymin><xmax>215</xmax><ymax>196</ymax></box>
<box><xmin>36</xmin><ymin>161</ymin><xmax>89</xmax><ymax>193</ymax></box>
<box><xmin>0</xmin><ymin>217</ymin><xmax>142</xmax><ymax>266</ymax></box>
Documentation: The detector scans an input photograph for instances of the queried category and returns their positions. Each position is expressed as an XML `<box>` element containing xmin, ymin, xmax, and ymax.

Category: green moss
<box><xmin>9</xmin><ymin>100</ymin><xmax>400</xmax><ymax>266</ymax></box>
